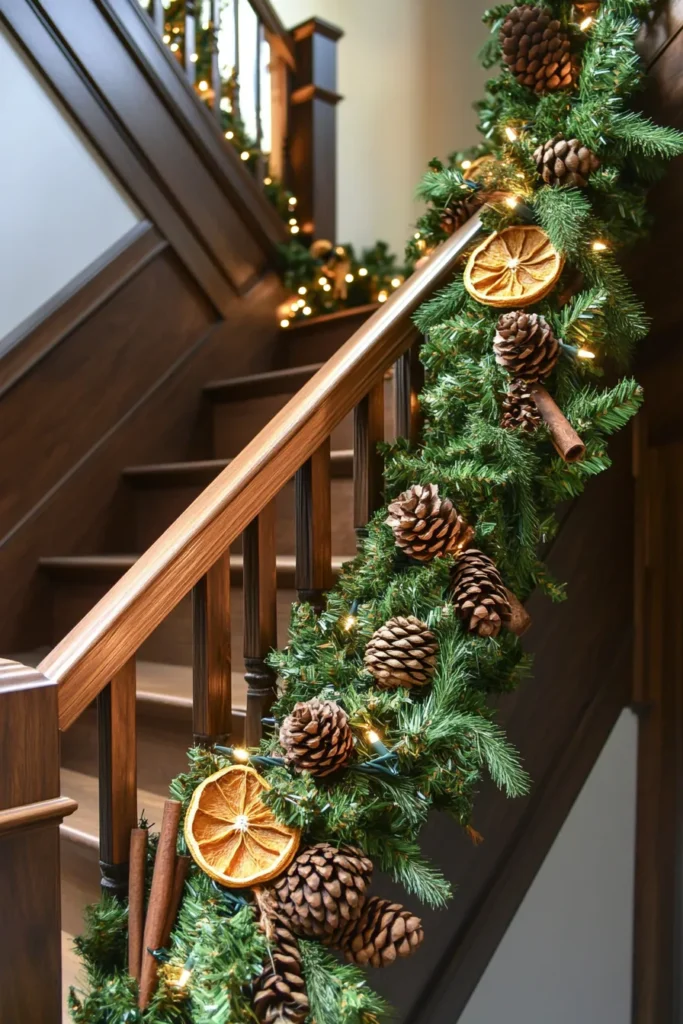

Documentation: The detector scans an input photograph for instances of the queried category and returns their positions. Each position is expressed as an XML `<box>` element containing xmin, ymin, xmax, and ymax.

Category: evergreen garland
<box><xmin>71</xmin><ymin>2</ymin><xmax>683</xmax><ymax>1020</ymax></box>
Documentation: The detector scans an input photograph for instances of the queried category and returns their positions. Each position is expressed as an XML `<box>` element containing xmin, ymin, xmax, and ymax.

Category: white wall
<box><xmin>459</xmin><ymin>709</ymin><xmax>639</xmax><ymax>1024</ymax></box>
<box><xmin>0</xmin><ymin>26</ymin><xmax>141</xmax><ymax>343</ymax></box>
<box><xmin>275</xmin><ymin>0</ymin><xmax>491</xmax><ymax>255</ymax></box>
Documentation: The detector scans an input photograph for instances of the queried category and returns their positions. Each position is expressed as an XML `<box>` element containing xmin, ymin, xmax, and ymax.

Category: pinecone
<box><xmin>449</xmin><ymin>549</ymin><xmax>512</xmax><ymax>639</ymax></box>
<box><xmin>494</xmin><ymin>311</ymin><xmax>560</xmax><ymax>383</ymax></box>
<box><xmin>386</xmin><ymin>484</ymin><xmax>474</xmax><ymax>563</ymax></box>
<box><xmin>533</xmin><ymin>135</ymin><xmax>600</xmax><ymax>187</ymax></box>
<box><xmin>364</xmin><ymin>616</ymin><xmax>438</xmax><ymax>690</ymax></box>
<box><xmin>500</xmin><ymin>6</ymin><xmax>578</xmax><ymax>94</ymax></box>
<box><xmin>253</xmin><ymin>914</ymin><xmax>309</xmax><ymax>1024</ymax></box>
<box><xmin>440</xmin><ymin>193</ymin><xmax>482</xmax><ymax>236</ymax></box>
<box><xmin>501</xmin><ymin>380</ymin><xmax>541</xmax><ymax>433</ymax></box>
<box><xmin>274</xmin><ymin>843</ymin><xmax>373</xmax><ymax>941</ymax></box>
<box><xmin>279</xmin><ymin>699</ymin><xmax>354</xmax><ymax>777</ymax></box>
<box><xmin>338</xmin><ymin>897</ymin><xmax>424</xmax><ymax>968</ymax></box>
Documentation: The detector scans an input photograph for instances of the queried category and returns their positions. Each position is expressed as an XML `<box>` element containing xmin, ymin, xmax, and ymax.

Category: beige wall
<box><xmin>276</xmin><ymin>0</ymin><xmax>491</xmax><ymax>255</ymax></box>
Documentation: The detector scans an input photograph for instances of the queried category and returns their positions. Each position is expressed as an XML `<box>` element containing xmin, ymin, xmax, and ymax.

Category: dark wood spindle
<box><xmin>295</xmin><ymin>438</ymin><xmax>332</xmax><ymax>613</ymax></box>
<box><xmin>210</xmin><ymin>0</ymin><xmax>222</xmax><ymax>121</ymax></box>
<box><xmin>184</xmin><ymin>0</ymin><xmax>197</xmax><ymax>84</ymax></box>
<box><xmin>149</xmin><ymin>0</ymin><xmax>165</xmax><ymax>35</ymax></box>
<box><xmin>395</xmin><ymin>341</ymin><xmax>425</xmax><ymax>445</ymax></box>
<box><xmin>97</xmin><ymin>657</ymin><xmax>137</xmax><ymax>898</ymax></box>
<box><xmin>233</xmin><ymin>0</ymin><xmax>241</xmax><ymax>120</ymax></box>
<box><xmin>243</xmin><ymin>502</ymin><xmax>278</xmax><ymax>746</ymax></box>
<box><xmin>354</xmin><ymin>380</ymin><xmax>385</xmax><ymax>545</ymax></box>
<box><xmin>255</xmin><ymin>18</ymin><xmax>266</xmax><ymax>185</ymax></box>
<box><xmin>192</xmin><ymin>552</ymin><xmax>232</xmax><ymax>746</ymax></box>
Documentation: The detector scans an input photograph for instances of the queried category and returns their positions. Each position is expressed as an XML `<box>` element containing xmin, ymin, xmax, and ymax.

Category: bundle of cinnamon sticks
<box><xmin>128</xmin><ymin>799</ymin><xmax>191</xmax><ymax>1008</ymax></box>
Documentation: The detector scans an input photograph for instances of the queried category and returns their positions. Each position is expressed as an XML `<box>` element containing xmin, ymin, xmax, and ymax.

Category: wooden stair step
<box><xmin>60</xmin><ymin>767</ymin><xmax>166</xmax><ymax>851</ymax></box>
<box><xmin>279</xmin><ymin>304</ymin><xmax>378</xmax><ymax>367</ymax></box>
<box><xmin>204</xmin><ymin>363</ymin><xmax>322</xmax><ymax>403</ymax></box>
<box><xmin>123</xmin><ymin>449</ymin><xmax>354</xmax><ymax>486</ymax></box>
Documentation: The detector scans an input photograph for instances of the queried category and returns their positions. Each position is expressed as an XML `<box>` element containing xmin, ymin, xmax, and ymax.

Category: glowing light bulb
<box><xmin>580</xmin><ymin>16</ymin><xmax>593</xmax><ymax>30</ymax></box>
<box><xmin>233</xmin><ymin>747</ymin><xmax>250</xmax><ymax>762</ymax></box>
<box><xmin>318</xmin><ymin>276</ymin><xmax>328</xmax><ymax>286</ymax></box>
<box><xmin>175</xmin><ymin>968</ymin><xmax>192</xmax><ymax>988</ymax></box>
<box><xmin>225</xmin><ymin>130</ymin><xmax>234</xmax><ymax>140</ymax></box>
<box><xmin>288</xmin><ymin>196</ymin><xmax>298</xmax><ymax>206</ymax></box>
<box><xmin>461</xmin><ymin>159</ymin><xmax>472</xmax><ymax>170</ymax></box>
<box><xmin>343</xmin><ymin>614</ymin><xmax>357</xmax><ymax>631</ymax></box>
<box><xmin>577</xmin><ymin>348</ymin><xmax>596</xmax><ymax>359</ymax></box>
<box><xmin>298</xmin><ymin>286</ymin><xmax>308</xmax><ymax>295</ymax></box>
<box><xmin>414</xmin><ymin>232</ymin><xmax>421</xmax><ymax>240</ymax></box>
<box><xmin>505</xmin><ymin>196</ymin><xmax>519</xmax><ymax>209</ymax></box>
<box><xmin>592</xmin><ymin>240</ymin><xmax>608</xmax><ymax>251</ymax></box>
<box><xmin>240</xmin><ymin>151</ymin><xmax>250</xmax><ymax>162</ymax></box>
<box><xmin>290</xmin><ymin>303</ymin><xmax>299</xmax><ymax>313</ymax></box>
<box><xmin>391</xmin><ymin>277</ymin><xmax>401</xmax><ymax>288</ymax></box>
<box><xmin>162</xmin><ymin>33</ymin><xmax>171</xmax><ymax>43</ymax></box>
<box><xmin>280</xmin><ymin>319</ymin><xmax>290</xmax><ymax>328</ymax></box>
<box><xmin>170</xmin><ymin>42</ymin><xmax>179</xmax><ymax>51</ymax></box>
<box><xmin>505</xmin><ymin>126</ymin><xmax>518</xmax><ymax>142</ymax></box>
<box><xmin>198</xmin><ymin>80</ymin><xmax>209</xmax><ymax>92</ymax></box>
<box><xmin>291</xmin><ymin>225</ymin><xmax>300</xmax><ymax>234</ymax></box>
<box><xmin>358</xmin><ymin>267</ymin><xmax>368</xmax><ymax>277</ymax></box>
<box><xmin>190</xmin><ymin>53</ymin><xmax>199</xmax><ymax>62</ymax></box>
<box><xmin>264</xmin><ymin>176</ymin><xmax>272</xmax><ymax>185</ymax></box>
<box><xmin>345</xmin><ymin>273</ymin><xmax>354</xmax><ymax>283</ymax></box>
<box><xmin>289</xmin><ymin>217</ymin><xmax>298</xmax><ymax>226</ymax></box>
<box><xmin>323</xmin><ymin>283</ymin><xmax>332</xmax><ymax>292</ymax></box>
<box><xmin>367</xmin><ymin>730</ymin><xmax>380</xmax><ymax>745</ymax></box>
<box><xmin>378</xmin><ymin>290</ymin><xmax>388</xmax><ymax>303</ymax></box>
<box><xmin>303</xmin><ymin>306</ymin><xmax>312</xmax><ymax>316</ymax></box>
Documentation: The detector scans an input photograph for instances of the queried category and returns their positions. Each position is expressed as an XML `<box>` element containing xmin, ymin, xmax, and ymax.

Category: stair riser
<box><xmin>50</xmin><ymin>586</ymin><xmax>298</xmax><ymax>666</ymax></box>
<box><xmin>130</xmin><ymin>477</ymin><xmax>357</xmax><ymax>553</ymax></box>
<box><xmin>280</xmin><ymin>307</ymin><xmax>377</xmax><ymax>368</ymax></box>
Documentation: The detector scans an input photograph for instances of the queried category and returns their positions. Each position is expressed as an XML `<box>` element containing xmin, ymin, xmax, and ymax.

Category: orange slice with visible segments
<box><xmin>464</xmin><ymin>225</ymin><xmax>564</xmax><ymax>308</ymax></box>
<box><xmin>185</xmin><ymin>765</ymin><xmax>300</xmax><ymax>887</ymax></box>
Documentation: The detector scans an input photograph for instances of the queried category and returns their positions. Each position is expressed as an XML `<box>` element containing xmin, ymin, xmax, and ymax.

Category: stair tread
<box><xmin>136</xmin><ymin>660</ymin><xmax>246</xmax><ymax>709</ymax></box>
<box><xmin>204</xmin><ymin>363</ymin><xmax>322</xmax><ymax>401</ymax></box>
<box><xmin>61</xmin><ymin>767</ymin><xmax>166</xmax><ymax>849</ymax></box>
<box><xmin>40</xmin><ymin>553</ymin><xmax>351</xmax><ymax>573</ymax></box>
<box><xmin>123</xmin><ymin>449</ymin><xmax>353</xmax><ymax>484</ymax></box>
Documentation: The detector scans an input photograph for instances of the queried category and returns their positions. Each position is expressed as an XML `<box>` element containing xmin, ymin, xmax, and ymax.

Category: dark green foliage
<box><xmin>72</xmin><ymin>2</ymin><xmax>682</xmax><ymax>1021</ymax></box>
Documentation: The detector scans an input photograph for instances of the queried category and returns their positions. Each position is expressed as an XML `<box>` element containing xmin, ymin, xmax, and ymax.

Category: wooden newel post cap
<box><xmin>530</xmin><ymin>384</ymin><xmax>585</xmax><ymax>463</ymax></box>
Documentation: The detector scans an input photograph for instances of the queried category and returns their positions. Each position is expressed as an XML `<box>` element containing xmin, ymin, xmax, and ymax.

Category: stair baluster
<box><xmin>184</xmin><ymin>1</ymin><xmax>198</xmax><ymax>83</ymax></box>
<box><xmin>209</xmin><ymin>0</ymin><xmax>222</xmax><ymax>121</ymax></box>
<box><xmin>395</xmin><ymin>341</ymin><xmax>425</xmax><ymax>447</ymax></box>
<box><xmin>353</xmin><ymin>380</ymin><xmax>385</xmax><ymax>546</ymax></box>
<box><xmin>233</xmin><ymin>0</ymin><xmax>242</xmax><ymax>120</ymax></box>
<box><xmin>149</xmin><ymin>0</ymin><xmax>165</xmax><ymax>35</ymax></box>
<box><xmin>191</xmin><ymin>552</ymin><xmax>232</xmax><ymax>746</ymax></box>
<box><xmin>97</xmin><ymin>658</ymin><xmax>137</xmax><ymax>897</ymax></box>
<box><xmin>243</xmin><ymin>503</ymin><xmax>278</xmax><ymax>745</ymax></box>
<box><xmin>295</xmin><ymin>438</ymin><xmax>332</xmax><ymax>613</ymax></box>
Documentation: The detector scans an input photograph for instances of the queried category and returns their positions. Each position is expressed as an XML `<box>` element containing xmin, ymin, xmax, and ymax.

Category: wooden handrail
<box><xmin>249</xmin><ymin>0</ymin><xmax>296</xmax><ymax>66</ymax></box>
<box><xmin>40</xmin><ymin>215</ymin><xmax>483</xmax><ymax>730</ymax></box>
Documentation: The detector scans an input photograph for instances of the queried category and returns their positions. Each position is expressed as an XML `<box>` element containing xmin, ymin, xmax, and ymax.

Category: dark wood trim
<box><xmin>0</xmin><ymin>221</ymin><xmax>165</xmax><ymax>400</ymax></box>
<box><xmin>192</xmin><ymin>552</ymin><xmax>232</xmax><ymax>746</ymax></box>
<box><xmin>285</xmin><ymin>304</ymin><xmax>379</xmax><ymax>334</ymax></box>
<box><xmin>290</xmin><ymin>83</ymin><xmax>343</xmax><ymax>106</ymax></box>
<box><xmin>243</xmin><ymin>502</ymin><xmax>278</xmax><ymax>746</ymax></box>
<box><xmin>0</xmin><ymin>795</ymin><xmax>77</xmax><ymax>834</ymax></box>
<box><xmin>97</xmin><ymin>658</ymin><xmax>137</xmax><ymax>897</ymax></box>
<box><xmin>249</xmin><ymin>0</ymin><xmax>295</xmax><ymax>65</ymax></box>
<box><xmin>291</xmin><ymin>17</ymin><xmax>344</xmax><ymax>42</ymax></box>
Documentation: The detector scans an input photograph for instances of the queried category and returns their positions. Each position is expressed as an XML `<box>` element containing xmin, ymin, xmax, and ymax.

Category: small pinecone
<box><xmin>279</xmin><ymin>699</ymin><xmax>354</xmax><ymax>777</ymax></box>
<box><xmin>440</xmin><ymin>193</ymin><xmax>482</xmax><ymax>236</ymax></box>
<box><xmin>253</xmin><ymin>914</ymin><xmax>310</xmax><ymax>1024</ymax></box>
<box><xmin>338</xmin><ymin>897</ymin><xmax>424</xmax><ymax>968</ymax></box>
<box><xmin>533</xmin><ymin>135</ymin><xmax>600</xmax><ymax>187</ymax></box>
<box><xmin>364</xmin><ymin>616</ymin><xmax>438</xmax><ymax>690</ymax></box>
<box><xmin>274</xmin><ymin>843</ymin><xmax>374</xmax><ymax>941</ymax></box>
<box><xmin>386</xmin><ymin>484</ymin><xmax>473</xmax><ymax>563</ymax></box>
<box><xmin>501</xmin><ymin>380</ymin><xmax>541</xmax><ymax>433</ymax></box>
<box><xmin>494</xmin><ymin>311</ymin><xmax>560</xmax><ymax>383</ymax></box>
<box><xmin>449</xmin><ymin>549</ymin><xmax>512</xmax><ymax>639</ymax></box>
<box><xmin>500</xmin><ymin>5</ymin><xmax>578</xmax><ymax>94</ymax></box>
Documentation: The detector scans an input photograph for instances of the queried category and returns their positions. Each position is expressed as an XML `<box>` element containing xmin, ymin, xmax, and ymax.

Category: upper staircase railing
<box><xmin>0</xmin><ymin>212</ymin><xmax>483</xmax><ymax>1020</ymax></box>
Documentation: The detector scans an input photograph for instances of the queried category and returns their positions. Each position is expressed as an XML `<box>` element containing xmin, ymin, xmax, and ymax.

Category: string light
<box><xmin>416</xmin><ymin>239</ymin><xmax>427</xmax><ymax>252</ymax></box>
<box><xmin>580</xmin><ymin>16</ymin><xmax>594</xmax><ymax>30</ymax></box>
<box><xmin>592</xmin><ymin>240</ymin><xmax>608</xmax><ymax>251</ymax></box>
<box><xmin>264</xmin><ymin>176</ymin><xmax>272</xmax><ymax>185</ymax></box>
<box><xmin>505</xmin><ymin>126</ymin><xmax>518</xmax><ymax>142</ymax></box>
<box><xmin>198</xmin><ymin>80</ymin><xmax>209</xmax><ymax>92</ymax></box>
<box><xmin>414</xmin><ymin>232</ymin><xmax>422</xmax><ymax>240</ymax></box>
<box><xmin>170</xmin><ymin>42</ymin><xmax>179</xmax><ymax>51</ymax></box>
<box><xmin>225</xmin><ymin>130</ymin><xmax>234</xmax><ymax>140</ymax></box>
<box><xmin>240</xmin><ymin>151</ymin><xmax>250</xmax><ymax>161</ymax></box>
<box><xmin>303</xmin><ymin>306</ymin><xmax>312</xmax><ymax>316</ymax></box>
<box><xmin>298</xmin><ymin>286</ymin><xmax>307</xmax><ymax>296</ymax></box>
<box><xmin>323</xmin><ymin>283</ymin><xmax>332</xmax><ymax>292</ymax></box>
<box><xmin>162</xmin><ymin>33</ymin><xmax>171</xmax><ymax>43</ymax></box>
<box><xmin>232</xmin><ymin>747</ymin><xmax>250</xmax><ymax>762</ymax></box>
<box><xmin>343</xmin><ymin>614</ymin><xmax>357</xmax><ymax>630</ymax></box>
<box><xmin>367</xmin><ymin>729</ymin><xmax>380</xmax><ymax>745</ymax></box>
<box><xmin>577</xmin><ymin>348</ymin><xmax>596</xmax><ymax>359</ymax></box>
<box><xmin>345</xmin><ymin>273</ymin><xmax>354</xmax><ymax>283</ymax></box>
<box><xmin>505</xmin><ymin>196</ymin><xmax>519</xmax><ymax>209</ymax></box>
<box><xmin>318</xmin><ymin>276</ymin><xmax>328</xmax><ymax>286</ymax></box>
<box><xmin>391</xmin><ymin>277</ymin><xmax>402</xmax><ymax>288</ymax></box>
<box><xmin>358</xmin><ymin>267</ymin><xmax>368</xmax><ymax>277</ymax></box>
<box><xmin>172</xmin><ymin>966</ymin><xmax>192</xmax><ymax>989</ymax></box>
<box><xmin>190</xmin><ymin>53</ymin><xmax>199</xmax><ymax>62</ymax></box>
<box><xmin>288</xmin><ymin>197</ymin><xmax>298</xmax><ymax>207</ymax></box>
<box><xmin>378</xmin><ymin>290</ymin><xmax>389</xmax><ymax>303</ymax></box>
<box><xmin>461</xmin><ymin>159</ymin><xmax>472</xmax><ymax>170</ymax></box>
<box><xmin>291</xmin><ymin>225</ymin><xmax>300</xmax><ymax>234</ymax></box>
<box><xmin>289</xmin><ymin>217</ymin><xmax>298</xmax><ymax>226</ymax></box>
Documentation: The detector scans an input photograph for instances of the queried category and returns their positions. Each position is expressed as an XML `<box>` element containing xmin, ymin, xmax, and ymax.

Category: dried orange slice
<box><xmin>185</xmin><ymin>765</ymin><xmax>300</xmax><ymax>887</ymax></box>
<box><xmin>464</xmin><ymin>226</ymin><xmax>564</xmax><ymax>308</ymax></box>
<box><xmin>463</xmin><ymin>154</ymin><xmax>497</xmax><ymax>185</ymax></box>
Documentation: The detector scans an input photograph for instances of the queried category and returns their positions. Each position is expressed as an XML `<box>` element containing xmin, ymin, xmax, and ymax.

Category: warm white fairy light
<box><xmin>198</xmin><ymin>80</ymin><xmax>209</xmax><ymax>92</ymax></box>
<box><xmin>461</xmin><ymin>159</ymin><xmax>472</xmax><ymax>170</ymax></box>
<box><xmin>288</xmin><ymin>196</ymin><xmax>298</xmax><ymax>207</ymax></box>
<box><xmin>318</xmin><ymin>276</ymin><xmax>328</xmax><ymax>286</ymax></box>
<box><xmin>414</xmin><ymin>231</ymin><xmax>422</xmax><ymax>240</ymax></box>
<box><xmin>170</xmin><ymin>42</ymin><xmax>179</xmax><ymax>51</ymax></box>
<box><xmin>289</xmin><ymin>217</ymin><xmax>298</xmax><ymax>226</ymax></box>
<box><xmin>291</xmin><ymin>225</ymin><xmax>300</xmax><ymax>234</ymax></box>
<box><xmin>358</xmin><ymin>267</ymin><xmax>368</xmax><ymax>277</ymax></box>
<box><xmin>505</xmin><ymin>196</ymin><xmax>519</xmax><ymax>209</ymax></box>
<box><xmin>343</xmin><ymin>614</ymin><xmax>357</xmax><ymax>631</ymax></box>
<box><xmin>190</xmin><ymin>53</ymin><xmax>199</xmax><ymax>62</ymax></box>
<box><xmin>580</xmin><ymin>16</ymin><xmax>594</xmax><ymax>30</ymax></box>
<box><xmin>225</xmin><ymin>130</ymin><xmax>234</xmax><ymax>140</ymax></box>
<box><xmin>163</xmin><ymin>33</ymin><xmax>171</xmax><ymax>43</ymax></box>
<box><xmin>378</xmin><ymin>290</ymin><xmax>388</xmax><ymax>303</ymax></box>
<box><xmin>345</xmin><ymin>273</ymin><xmax>354</xmax><ymax>283</ymax></box>
<box><xmin>577</xmin><ymin>348</ymin><xmax>596</xmax><ymax>359</ymax></box>
<box><xmin>233</xmin><ymin>747</ymin><xmax>250</xmax><ymax>762</ymax></box>
<box><xmin>264</xmin><ymin>176</ymin><xmax>272</xmax><ymax>185</ymax></box>
<box><xmin>505</xmin><ymin>126</ymin><xmax>518</xmax><ymax>142</ymax></box>
<box><xmin>303</xmin><ymin>306</ymin><xmax>312</xmax><ymax>316</ymax></box>
<box><xmin>240</xmin><ymin>151</ymin><xmax>250</xmax><ymax>161</ymax></box>
<box><xmin>280</xmin><ymin>318</ymin><xmax>290</xmax><ymax>328</ymax></box>
<box><xmin>298</xmin><ymin>286</ymin><xmax>307</xmax><ymax>296</ymax></box>
<box><xmin>592</xmin><ymin>240</ymin><xmax>608</xmax><ymax>251</ymax></box>
<box><xmin>323</xmin><ymin>283</ymin><xmax>332</xmax><ymax>292</ymax></box>
<box><xmin>174</xmin><ymin>967</ymin><xmax>192</xmax><ymax>988</ymax></box>
<box><xmin>391</xmin><ymin>277</ymin><xmax>401</xmax><ymax>288</ymax></box>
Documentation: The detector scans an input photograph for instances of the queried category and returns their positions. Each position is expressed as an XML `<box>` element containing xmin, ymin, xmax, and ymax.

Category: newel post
<box><xmin>288</xmin><ymin>17</ymin><xmax>343</xmax><ymax>242</ymax></box>
<box><xmin>0</xmin><ymin>659</ymin><xmax>77</xmax><ymax>1022</ymax></box>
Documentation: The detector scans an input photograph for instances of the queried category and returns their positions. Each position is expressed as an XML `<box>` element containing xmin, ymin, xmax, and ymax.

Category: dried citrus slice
<box><xmin>464</xmin><ymin>226</ymin><xmax>564</xmax><ymax>308</ymax></box>
<box><xmin>185</xmin><ymin>765</ymin><xmax>300</xmax><ymax>887</ymax></box>
<box><xmin>463</xmin><ymin>154</ymin><xmax>497</xmax><ymax>185</ymax></box>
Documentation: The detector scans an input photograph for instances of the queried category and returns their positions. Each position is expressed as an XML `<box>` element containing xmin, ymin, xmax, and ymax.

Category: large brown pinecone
<box><xmin>501</xmin><ymin>380</ymin><xmax>541</xmax><ymax>433</ymax></box>
<box><xmin>494</xmin><ymin>311</ymin><xmax>560</xmax><ymax>383</ymax></box>
<box><xmin>364</xmin><ymin>616</ymin><xmax>438</xmax><ymax>690</ymax></box>
<box><xmin>533</xmin><ymin>135</ymin><xmax>600</xmax><ymax>187</ymax></box>
<box><xmin>441</xmin><ymin>193</ymin><xmax>482</xmax><ymax>236</ymax></box>
<box><xmin>338</xmin><ymin>897</ymin><xmax>424</xmax><ymax>968</ymax></box>
<box><xmin>500</xmin><ymin>6</ymin><xmax>578</xmax><ymax>94</ymax></box>
<box><xmin>449</xmin><ymin>549</ymin><xmax>512</xmax><ymax>639</ymax></box>
<box><xmin>386</xmin><ymin>484</ymin><xmax>473</xmax><ymax>563</ymax></box>
<box><xmin>279</xmin><ymin>699</ymin><xmax>354</xmax><ymax>777</ymax></box>
<box><xmin>253</xmin><ymin>914</ymin><xmax>310</xmax><ymax>1024</ymax></box>
<box><xmin>274</xmin><ymin>843</ymin><xmax>374</xmax><ymax>941</ymax></box>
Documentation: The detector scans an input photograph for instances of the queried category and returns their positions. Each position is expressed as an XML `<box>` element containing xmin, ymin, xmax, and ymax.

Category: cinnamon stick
<box><xmin>159</xmin><ymin>855</ymin><xmax>191</xmax><ymax>950</ymax></box>
<box><xmin>530</xmin><ymin>384</ymin><xmax>585</xmax><ymax>463</ymax></box>
<box><xmin>138</xmin><ymin>800</ymin><xmax>182</xmax><ymax>1009</ymax></box>
<box><xmin>128</xmin><ymin>828</ymin><xmax>148</xmax><ymax>983</ymax></box>
<box><xmin>505</xmin><ymin>588</ymin><xmax>532</xmax><ymax>637</ymax></box>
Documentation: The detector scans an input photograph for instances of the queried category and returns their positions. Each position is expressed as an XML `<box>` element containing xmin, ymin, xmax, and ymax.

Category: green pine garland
<box><xmin>71</xmin><ymin>2</ymin><xmax>683</xmax><ymax>1021</ymax></box>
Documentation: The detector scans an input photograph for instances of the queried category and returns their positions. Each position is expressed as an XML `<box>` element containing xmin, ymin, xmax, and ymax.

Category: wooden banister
<box><xmin>40</xmin><ymin>214</ymin><xmax>483</xmax><ymax>729</ymax></box>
